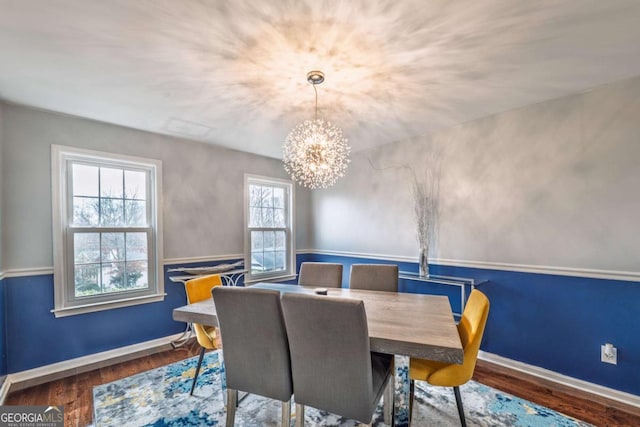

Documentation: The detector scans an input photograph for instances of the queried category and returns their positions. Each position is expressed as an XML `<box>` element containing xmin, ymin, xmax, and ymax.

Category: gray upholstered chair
<box><xmin>297</xmin><ymin>262</ymin><xmax>343</xmax><ymax>288</ymax></box>
<box><xmin>349</xmin><ymin>264</ymin><xmax>399</xmax><ymax>292</ymax></box>
<box><xmin>281</xmin><ymin>292</ymin><xmax>394</xmax><ymax>427</ymax></box>
<box><xmin>212</xmin><ymin>287</ymin><xmax>293</xmax><ymax>427</ymax></box>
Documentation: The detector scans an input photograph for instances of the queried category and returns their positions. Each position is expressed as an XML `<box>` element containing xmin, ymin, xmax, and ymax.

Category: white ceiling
<box><xmin>1</xmin><ymin>0</ymin><xmax>640</xmax><ymax>159</ymax></box>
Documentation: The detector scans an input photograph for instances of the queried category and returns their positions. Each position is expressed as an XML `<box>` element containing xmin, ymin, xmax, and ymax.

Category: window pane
<box><xmin>102</xmin><ymin>232</ymin><xmax>125</xmax><ymax>262</ymax></box>
<box><xmin>275</xmin><ymin>251</ymin><xmax>286</xmax><ymax>271</ymax></box>
<box><xmin>261</xmin><ymin>207</ymin><xmax>274</xmax><ymax>227</ymax></box>
<box><xmin>100</xmin><ymin>167</ymin><xmax>124</xmax><ymax>198</ymax></box>
<box><xmin>100</xmin><ymin>198</ymin><xmax>125</xmax><ymax>226</ymax></box>
<box><xmin>275</xmin><ymin>231</ymin><xmax>286</xmax><ymax>250</ymax></box>
<box><xmin>102</xmin><ymin>262</ymin><xmax>126</xmax><ymax>292</ymax></box>
<box><xmin>274</xmin><ymin>208</ymin><xmax>286</xmax><ymax>227</ymax></box>
<box><xmin>74</xmin><ymin>233</ymin><xmax>100</xmax><ymax>263</ymax></box>
<box><xmin>264</xmin><ymin>231</ymin><xmax>275</xmax><ymax>251</ymax></box>
<box><xmin>249</xmin><ymin>207</ymin><xmax>262</xmax><ymax>227</ymax></box>
<box><xmin>249</xmin><ymin>185</ymin><xmax>262</xmax><ymax>207</ymax></box>
<box><xmin>125</xmin><ymin>261</ymin><xmax>148</xmax><ymax>289</ymax></box>
<box><xmin>262</xmin><ymin>186</ymin><xmax>273</xmax><ymax>207</ymax></box>
<box><xmin>73</xmin><ymin>197</ymin><xmax>99</xmax><ymax>226</ymax></box>
<box><xmin>72</xmin><ymin>164</ymin><xmax>98</xmax><ymax>197</ymax></box>
<box><xmin>126</xmin><ymin>232</ymin><xmax>148</xmax><ymax>261</ymax></box>
<box><xmin>125</xmin><ymin>170</ymin><xmax>146</xmax><ymax>200</ymax></box>
<box><xmin>125</xmin><ymin>200</ymin><xmax>147</xmax><ymax>226</ymax></box>
<box><xmin>75</xmin><ymin>264</ymin><xmax>100</xmax><ymax>296</ymax></box>
<box><xmin>251</xmin><ymin>252</ymin><xmax>264</xmax><ymax>273</ymax></box>
<box><xmin>273</xmin><ymin>187</ymin><xmax>285</xmax><ymax>208</ymax></box>
<box><xmin>262</xmin><ymin>252</ymin><xmax>275</xmax><ymax>273</ymax></box>
<box><xmin>251</xmin><ymin>231</ymin><xmax>263</xmax><ymax>251</ymax></box>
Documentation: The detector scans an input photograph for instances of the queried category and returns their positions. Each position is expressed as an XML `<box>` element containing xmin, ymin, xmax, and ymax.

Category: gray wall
<box><xmin>1</xmin><ymin>103</ymin><xmax>311</xmax><ymax>270</ymax></box>
<box><xmin>312</xmin><ymin>75</ymin><xmax>640</xmax><ymax>273</ymax></box>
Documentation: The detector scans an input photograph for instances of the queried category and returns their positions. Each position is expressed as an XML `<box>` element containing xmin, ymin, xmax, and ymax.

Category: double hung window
<box><xmin>244</xmin><ymin>175</ymin><xmax>294</xmax><ymax>282</ymax></box>
<box><xmin>52</xmin><ymin>145</ymin><xmax>164</xmax><ymax>316</ymax></box>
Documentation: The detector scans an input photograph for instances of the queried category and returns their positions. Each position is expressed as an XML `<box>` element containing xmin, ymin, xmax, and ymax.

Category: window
<box><xmin>244</xmin><ymin>175</ymin><xmax>295</xmax><ymax>282</ymax></box>
<box><xmin>51</xmin><ymin>145</ymin><xmax>164</xmax><ymax>317</ymax></box>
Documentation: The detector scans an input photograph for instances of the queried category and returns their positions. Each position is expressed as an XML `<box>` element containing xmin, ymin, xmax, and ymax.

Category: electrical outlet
<box><xmin>601</xmin><ymin>343</ymin><xmax>617</xmax><ymax>365</ymax></box>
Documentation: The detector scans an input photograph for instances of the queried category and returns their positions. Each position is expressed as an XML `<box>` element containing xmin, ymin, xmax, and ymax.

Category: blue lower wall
<box><xmin>0</xmin><ymin>277</ymin><xmax>6</xmax><ymax>376</ymax></box>
<box><xmin>303</xmin><ymin>253</ymin><xmax>640</xmax><ymax>397</ymax></box>
<box><xmin>2</xmin><ymin>255</ymin><xmax>639</xmax><ymax>398</ymax></box>
<box><xmin>4</xmin><ymin>273</ymin><xmax>185</xmax><ymax>373</ymax></box>
<box><xmin>2</xmin><ymin>260</ymin><xmax>242</xmax><ymax>373</ymax></box>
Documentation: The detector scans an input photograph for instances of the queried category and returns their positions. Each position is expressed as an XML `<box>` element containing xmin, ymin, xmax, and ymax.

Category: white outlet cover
<box><xmin>601</xmin><ymin>344</ymin><xmax>617</xmax><ymax>365</ymax></box>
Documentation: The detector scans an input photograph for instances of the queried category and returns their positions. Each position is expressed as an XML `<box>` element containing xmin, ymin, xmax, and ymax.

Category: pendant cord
<box><xmin>313</xmin><ymin>84</ymin><xmax>318</xmax><ymax>120</ymax></box>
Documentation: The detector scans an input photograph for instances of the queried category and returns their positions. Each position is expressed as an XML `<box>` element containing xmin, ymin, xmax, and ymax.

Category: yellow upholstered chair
<box><xmin>409</xmin><ymin>289</ymin><xmax>490</xmax><ymax>426</ymax></box>
<box><xmin>185</xmin><ymin>274</ymin><xmax>223</xmax><ymax>395</ymax></box>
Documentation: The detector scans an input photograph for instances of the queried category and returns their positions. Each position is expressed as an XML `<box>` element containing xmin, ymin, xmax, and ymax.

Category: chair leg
<box><xmin>453</xmin><ymin>386</ymin><xmax>467</xmax><ymax>427</ymax></box>
<box><xmin>383</xmin><ymin>373</ymin><xmax>394</xmax><ymax>426</ymax></box>
<box><xmin>190</xmin><ymin>347</ymin><xmax>206</xmax><ymax>396</ymax></box>
<box><xmin>225</xmin><ymin>388</ymin><xmax>237</xmax><ymax>427</ymax></box>
<box><xmin>295</xmin><ymin>403</ymin><xmax>305</xmax><ymax>427</ymax></box>
<box><xmin>281</xmin><ymin>399</ymin><xmax>291</xmax><ymax>427</ymax></box>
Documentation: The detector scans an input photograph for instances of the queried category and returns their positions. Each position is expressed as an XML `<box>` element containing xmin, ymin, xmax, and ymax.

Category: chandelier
<box><xmin>283</xmin><ymin>71</ymin><xmax>350</xmax><ymax>189</ymax></box>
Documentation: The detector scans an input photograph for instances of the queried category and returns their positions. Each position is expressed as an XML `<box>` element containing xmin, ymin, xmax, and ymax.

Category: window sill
<box><xmin>244</xmin><ymin>274</ymin><xmax>297</xmax><ymax>285</ymax></box>
<box><xmin>51</xmin><ymin>293</ymin><xmax>167</xmax><ymax>318</ymax></box>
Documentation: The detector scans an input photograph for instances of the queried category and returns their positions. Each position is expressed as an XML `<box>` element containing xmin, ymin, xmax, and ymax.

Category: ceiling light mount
<box><xmin>306</xmin><ymin>71</ymin><xmax>325</xmax><ymax>85</ymax></box>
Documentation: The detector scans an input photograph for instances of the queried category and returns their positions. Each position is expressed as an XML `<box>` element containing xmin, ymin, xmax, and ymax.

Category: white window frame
<box><xmin>51</xmin><ymin>145</ymin><xmax>164</xmax><ymax>317</ymax></box>
<box><xmin>244</xmin><ymin>174</ymin><xmax>295</xmax><ymax>283</ymax></box>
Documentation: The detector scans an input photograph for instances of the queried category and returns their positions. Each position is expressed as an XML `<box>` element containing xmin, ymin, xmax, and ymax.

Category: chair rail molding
<box><xmin>300</xmin><ymin>250</ymin><xmax>640</xmax><ymax>282</ymax></box>
<box><xmin>1</xmin><ymin>254</ymin><xmax>246</xmax><ymax>280</ymax></box>
<box><xmin>164</xmin><ymin>253</ymin><xmax>244</xmax><ymax>265</ymax></box>
<box><xmin>3</xmin><ymin>267</ymin><xmax>55</xmax><ymax>278</ymax></box>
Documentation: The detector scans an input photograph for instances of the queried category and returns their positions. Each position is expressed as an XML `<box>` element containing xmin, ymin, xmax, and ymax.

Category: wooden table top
<box><xmin>172</xmin><ymin>283</ymin><xmax>463</xmax><ymax>364</ymax></box>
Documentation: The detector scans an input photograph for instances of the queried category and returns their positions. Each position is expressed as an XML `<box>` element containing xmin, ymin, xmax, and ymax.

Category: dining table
<box><xmin>172</xmin><ymin>282</ymin><xmax>463</xmax><ymax>426</ymax></box>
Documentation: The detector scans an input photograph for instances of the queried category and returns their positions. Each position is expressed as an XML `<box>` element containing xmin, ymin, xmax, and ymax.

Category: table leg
<box><xmin>170</xmin><ymin>323</ymin><xmax>193</xmax><ymax>348</ymax></box>
<box><xmin>394</xmin><ymin>355</ymin><xmax>410</xmax><ymax>427</ymax></box>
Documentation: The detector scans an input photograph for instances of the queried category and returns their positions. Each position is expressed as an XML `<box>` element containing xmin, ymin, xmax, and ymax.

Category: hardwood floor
<box><xmin>5</xmin><ymin>343</ymin><xmax>200</xmax><ymax>427</ymax></box>
<box><xmin>473</xmin><ymin>360</ymin><xmax>640</xmax><ymax>427</ymax></box>
<box><xmin>5</xmin><ymin>344</ymin><xmax>640</xmax><ymax>427</ymax></box>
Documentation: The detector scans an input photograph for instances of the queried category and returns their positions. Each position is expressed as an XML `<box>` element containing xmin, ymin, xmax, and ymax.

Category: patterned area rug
<box><xmin>93</xmin><ymin>351</ymin><xmax>592</xmax><ymax>427</ymax></box>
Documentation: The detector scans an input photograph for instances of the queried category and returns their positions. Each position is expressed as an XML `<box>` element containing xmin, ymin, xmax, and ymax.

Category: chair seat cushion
<box><xmin>193</xmin><ymin>324</ymin><xmax>219</xmax><ymax>349</ymax></box>
<box><xmin>410</xmin><ymin>357</ymin><xmax>470</xmax><ymax>387</ymax></box>
<box><xmin>410</xmin><ymin>358</ymin><xmax>448</xmax><ymax>381</ymax></box>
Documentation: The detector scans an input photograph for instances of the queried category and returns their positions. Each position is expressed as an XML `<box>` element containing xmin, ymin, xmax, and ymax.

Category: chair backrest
<box><xmin>281</xmin><ymin>293</ymin><xmax>375</xmax><ymax>422</ymax></box>
<box><xmin>433</xmin><ymin>289</ymin><xmax>490</xmax><ymax>386</ymax></box>
<box><xmin>185</xmin><ymin>275</ymin><xmax>222</xmax><ymax>304</ymax></box>
<box><xmin>349</xmin><ymin>264</ymin><xmax>399</xmax><ymax>292</ymax></box>
<box><xmin>298</xmin><ymin>262</ymin><xmax>343</xmax><ymax>288</ymax></box>
<box><xmin>212</xmin><ymin>286</ymin><xmax>293</xmax><ymax>402</ymax></box>
<box><xmin>186</xmin><ymin>275</ymin><xmax>223</xmax><ymax>348</ymax></box>
<box><xmin>459</xmin><ymin>289</ymin><xmax>490</xmax><ymax>366</ymax></box>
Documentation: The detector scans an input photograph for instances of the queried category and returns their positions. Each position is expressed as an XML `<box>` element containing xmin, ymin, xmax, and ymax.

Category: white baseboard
<box><xmin>0</xmin><ymin>332</ymin><xmax>184</xmax><ymax>402</ymax></box>
<box><xmin>479</xmin><ymin>351</ymin><xmax>640</xmax><ymax>408</ymax></box>
<box><xmin>0</xmin><ymin>377</ymin><xmax>10</xmax><ymax>405</ymax></box>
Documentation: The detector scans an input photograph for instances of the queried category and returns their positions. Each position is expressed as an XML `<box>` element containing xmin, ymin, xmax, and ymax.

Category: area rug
<box><xmin>93</xmin><ymin>351</ymin><xmax>592</xmax><ymax>427</ymax></box>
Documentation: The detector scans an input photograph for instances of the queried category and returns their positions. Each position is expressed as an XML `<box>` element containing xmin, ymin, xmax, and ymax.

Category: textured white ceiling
<box><xmin>1</xmin><ymin>0</ymin><xmax>640</xmax><ymax>158</ymax></box>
